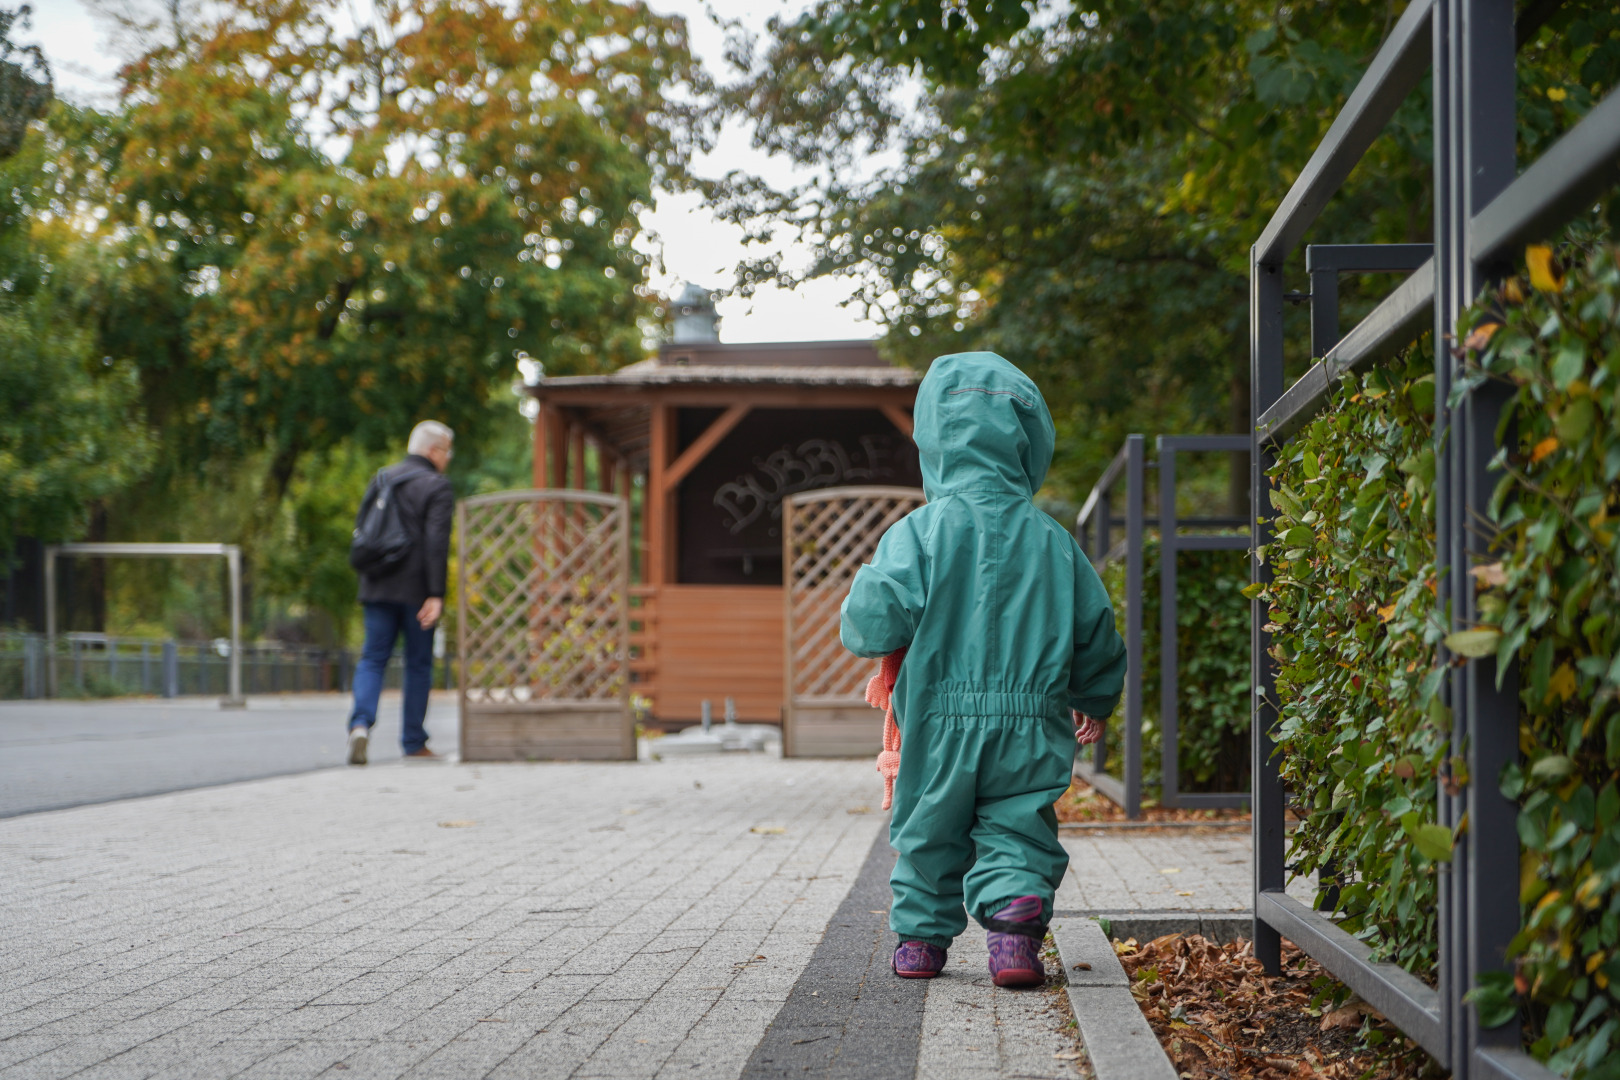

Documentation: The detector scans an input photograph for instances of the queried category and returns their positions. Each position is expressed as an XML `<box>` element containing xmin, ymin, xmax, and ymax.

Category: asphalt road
<box><xmin>0</xmin><ymin>691</ymin><xmax>459</xmax><ymax>818</ymax></box>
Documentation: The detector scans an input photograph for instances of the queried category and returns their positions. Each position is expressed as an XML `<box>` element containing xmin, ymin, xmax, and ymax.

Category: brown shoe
<box><xmin>404</xmin><ymin>747</ymin><xmax>440</xmax><ymax>760</ymax></box>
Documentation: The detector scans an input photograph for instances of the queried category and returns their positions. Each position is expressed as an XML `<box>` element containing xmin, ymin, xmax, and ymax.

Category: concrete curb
<box><xmin>1050</xmin><ymin>917</ymin><xmax>1177</xmax><ymax>1080</ymax></box>
<box><xmin>1056</xmin><ymin>910</ymin><xmax>1255</xmax><ymax>946</ymax></box>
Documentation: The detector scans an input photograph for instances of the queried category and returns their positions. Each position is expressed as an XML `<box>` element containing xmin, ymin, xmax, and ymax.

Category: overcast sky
<box><xmin>16</xmin><ymin>0</ymin><xmax>888</xmax><ymax>344</ymax></box>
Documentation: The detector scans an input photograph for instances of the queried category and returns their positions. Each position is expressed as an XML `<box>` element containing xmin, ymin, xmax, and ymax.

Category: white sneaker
<box><xmin>347</xmin><ymin>726</ymin><xmax>368</xmax><ymax>766</ymax></box>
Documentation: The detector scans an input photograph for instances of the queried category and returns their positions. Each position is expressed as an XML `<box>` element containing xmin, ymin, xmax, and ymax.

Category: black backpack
<box><xmin>349</xmin><ymin>466</ymin><xmax>427</xmax><ymax>576</ymax></box>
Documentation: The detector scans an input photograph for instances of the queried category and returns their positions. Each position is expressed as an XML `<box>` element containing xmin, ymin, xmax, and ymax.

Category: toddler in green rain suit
<box><xmin>839</xmin><ymin>351</ymin><xmax>1126</xmax><ymax>987</ymax></box>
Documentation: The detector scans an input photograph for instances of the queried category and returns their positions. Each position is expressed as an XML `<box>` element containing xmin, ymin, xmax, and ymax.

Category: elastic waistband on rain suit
<box><xmin>911</xmin><ymin>683</ymin><xmax>1070</xmax><ymax>724</ymax></box>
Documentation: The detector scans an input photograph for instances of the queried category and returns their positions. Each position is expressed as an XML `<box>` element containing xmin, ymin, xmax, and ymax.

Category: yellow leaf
<box><xmin>1377</xmin><ymin>602</ymin><xmax>1398</xmax><ymax>623</ymax></box>
<box><xmin>1521</xmin><ymin>852</ymin><xmax>1543</xmax><ymax>904</ymax></box>
<box><xmin>1547</xmin><ymin>86</ymin><xmax>1568</xmax><ymax>102</ymax></box>
<box><xmin>1526</xmin><ymin>245</ymin><xmax>1563</xmax><ymax>292</ymax></box>
<box><xmin>1586</xmin><ymin>950</ymin><xmax>1607</xmax><ymax>974</ymax></box>
<box><xmin>1547</xmin><ymin>662</ymin><xmax>1577</xmax><ymax>703</ymax></box>
<box><xmin>1463</xmin><ymin>322</ymin><xmax>1500</xmax><ymax>351</ymax></box>
<box><xmin>1503</xmin><ymin>277</ymin><xmax>1525</xmax><ymax>304</ymax></box>
<box><xmin>1531</xmin><ymin>435</ymin><xmax>1560</xmax><ymax>463</ymax></box>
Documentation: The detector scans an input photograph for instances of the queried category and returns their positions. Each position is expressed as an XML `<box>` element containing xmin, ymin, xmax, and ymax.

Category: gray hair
<box><xmin>407</xmin><ymin>420</ymin><xmax>454</xmax><ymax>456</ymax></box>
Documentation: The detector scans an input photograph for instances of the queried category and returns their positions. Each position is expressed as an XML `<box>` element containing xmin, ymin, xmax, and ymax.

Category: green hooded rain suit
<box><xmin>839</xmin><ymin>351</ymin><xmax>1127</xmax><ymax>949</ymax></box>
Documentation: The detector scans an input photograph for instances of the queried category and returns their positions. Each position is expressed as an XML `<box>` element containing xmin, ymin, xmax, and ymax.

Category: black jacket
<box><xmin>355</xmin><ymin>455</ymin><xmax>455</xmax><ymax>607</ymax></box>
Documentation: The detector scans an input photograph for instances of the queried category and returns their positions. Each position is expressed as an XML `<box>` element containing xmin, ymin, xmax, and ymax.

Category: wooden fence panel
<box><xmin>457</xmin><ymin>490</ymin><xmax>631</xmax><ymax>760</ymax></box>
<box><xmin>783</xmin><ymin>486</ymin><xmax>924</xmax><ymax>757</ymax></box>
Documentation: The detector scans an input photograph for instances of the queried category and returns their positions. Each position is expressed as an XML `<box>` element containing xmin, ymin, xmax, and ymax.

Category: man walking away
<box><xmin>347</xmin><ymin>421</ymin><xmax>455</xmax><ymax>765</ymax></box>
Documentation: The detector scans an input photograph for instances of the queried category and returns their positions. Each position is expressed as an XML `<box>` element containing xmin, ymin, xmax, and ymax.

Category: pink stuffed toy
<box><xmin>864</xmin><ymin>648</ymin><xmax>907</xmax><ymax>810</ymax></box>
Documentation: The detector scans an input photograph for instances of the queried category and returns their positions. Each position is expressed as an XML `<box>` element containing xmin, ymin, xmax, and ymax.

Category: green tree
<box><xmin>718</xmin><ymin>0</ymin><xmax>1620</xmax><ymax>504</ymax></box>
<box><xmin>26</xmin><ymin>0</ymin><xmax>704</xmax><ymax>638</ymax></box>
<box><xmin>0</xmin><ymin>7</ymin><xmax>153</xmax><ymax>558</ymax></box>
<box><xmin>84</xmin><ymin>0</ymin><xmax>704</xmax><ymax>498</ymax></box>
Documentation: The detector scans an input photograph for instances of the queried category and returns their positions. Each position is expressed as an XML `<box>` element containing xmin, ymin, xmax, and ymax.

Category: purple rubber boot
<box><xmin>985</xmin><ymin>895</ymin><xmax>1046</xmax><ymax>988</ymax></box>
<box><xmin>892</xmin><ymin>940</ymin><xmax>947</xmax><ymax>979</ymax></box>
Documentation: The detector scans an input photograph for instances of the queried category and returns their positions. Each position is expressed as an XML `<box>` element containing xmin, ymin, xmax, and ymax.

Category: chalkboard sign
<box><xmin>675</xmin><ymin>408</ymin><xmax>921</xmax><ymax>585</ymax></box>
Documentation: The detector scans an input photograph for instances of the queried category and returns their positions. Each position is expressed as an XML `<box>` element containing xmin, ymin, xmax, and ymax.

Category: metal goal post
<box><xmin>43</xmin><ymin>543</ymin><xmax>245</xmax><ymax>708</ymax></box>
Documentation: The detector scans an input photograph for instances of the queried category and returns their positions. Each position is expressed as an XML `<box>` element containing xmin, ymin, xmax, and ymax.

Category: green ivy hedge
<box><xmin>1255</xmin><ymin>344</ymin><xmax>1447</xmax><ymax>977</ymax></box>
<box><xmin>1456</xmin><ymin>233</ymin><xmax>1620</xmax><ymax>1077</ymax></box>
<box><xmin>1101</xmin><ymin>534</ymin><xmax>1251</xmax><ymax>798</ymax></box>
<box><xmin>1257</xmin><ymin>230</ymin><xmax>1620</xmax><ymax>1076</ymax></box>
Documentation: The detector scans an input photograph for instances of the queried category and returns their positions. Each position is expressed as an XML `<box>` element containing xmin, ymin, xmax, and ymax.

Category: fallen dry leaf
<box><xmin>438</xmin><ymin>820</ymin><xmax>477</xmax><ymax>828</ymax></box>
<box><xmin>1072</xmin><ymin>961</ymin><xmax>1093</xmax><ymax>971</ymax></box>
<box><xmin>1320</xmin><ymin>997</ymin><xmax>1382</xmax><ymax>1031</ymax></box>
<box><xmin>751</xmin><ymin>826</ymin><xmax>785</xmax><ymax>834</ymax></box>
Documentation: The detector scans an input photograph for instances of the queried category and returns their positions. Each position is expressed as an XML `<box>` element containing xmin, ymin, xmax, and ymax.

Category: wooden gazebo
<box><xmin>523</xmin><ymin>339</ymin><xmax>922</xmax><ymax>740</ymax></box>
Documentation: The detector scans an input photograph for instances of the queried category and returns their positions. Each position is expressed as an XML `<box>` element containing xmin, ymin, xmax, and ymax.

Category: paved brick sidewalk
<box><xmin>0</xmin><ymin>758</ymin><xmax>886</xmax><ymax>1079</ymax></box>
<box><xmin>0</xmin><ymin>755</ymin><xmax>1289</xmax><ymax>1079</ymax></box>
<box><xmin>1056</xmin><ymin>830</ymin><xmax>1314</xmax><ymax>913</ymax></box>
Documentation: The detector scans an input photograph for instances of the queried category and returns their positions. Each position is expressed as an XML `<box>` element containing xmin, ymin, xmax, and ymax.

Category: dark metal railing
<box><xmin>1248</xmin><ymin>2</ymin><xmax>1618</xmax><ymax>1077</ymax></box>
<box><xmin>1075</xmin><ymin>434</ymin><xmax>1250</xmax><ymax>818</ymax></box>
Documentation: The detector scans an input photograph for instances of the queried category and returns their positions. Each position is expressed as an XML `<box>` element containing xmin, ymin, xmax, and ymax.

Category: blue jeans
<box><xmin>349</xmin><ymin>601</ymin><xmax>436</xmax><ymax>753</ymax></box>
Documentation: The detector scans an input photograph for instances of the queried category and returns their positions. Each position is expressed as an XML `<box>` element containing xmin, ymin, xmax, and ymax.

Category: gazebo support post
<box><xmin>647</xmin><ymin>405</ymin><xmax>671</xmax><ymax>587</ymax></box>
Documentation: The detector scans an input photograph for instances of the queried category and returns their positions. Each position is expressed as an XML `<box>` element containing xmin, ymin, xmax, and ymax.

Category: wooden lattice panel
<box><xmin>457</xmin><ymin>491</ymin><xmax>629</xmax><ymax>708</ymax></box>
<box><xmin>785</xmin><ymin>486</ymin><xmax>925</xmax><ymax>703</ymax></box>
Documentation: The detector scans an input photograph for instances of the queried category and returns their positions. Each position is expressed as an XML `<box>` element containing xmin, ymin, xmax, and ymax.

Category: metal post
<box><xmin>1250</xmin><ymin>249</ymin><xmax>1287</xmax><ymax>975</ymax></box>
<box><xmin>1157</xmin><ymin>440</ymin><xmax>1180</xmax><ymax>808</ymax></box>
<box><xmin>1309</xmin><ymin>266</ymin><xmax>1340</xmax><ymax>359</ymax></box>
<box><xmin>1432</xmin><ymin>2</ymin><xmax>1462</xmax><ymax>1057</ymax></box>
<box><xmin>1094</xmin><ymin>484</ymin><xmax>1113</xmax><ymax>777</ymax></box>
<box><xmin>1441</xmin><ymin>2</ymin><xmax>1518</xmax><ymax>1072</ymax></box>
<box><xmin>23</xmin><ymin>634</ymin><xmax>41</xmax><ymax>699</ymax></box>
<box><xmin>1097</xmin><ymin>488</ymin><xmax>1111</xmax><ymax>564</ymax></box>
<box><xmin>162</xmin><ymin>639</ymin><xmax>178</xmax><ymax>698</ymax></box>
<box><xmin>221</xmin><ymin>546</ymin><xmax>245</xmax><ymax>708</ymax></box>
<box><xmin>1123</xmin><ymin>434</ymin><xmax>1146</xmax><ymax>819</ymax></box>
<box><xmin>43</xmin><ymin>546</ymin><xmax>56</xmax><ymax>698</ymax></box>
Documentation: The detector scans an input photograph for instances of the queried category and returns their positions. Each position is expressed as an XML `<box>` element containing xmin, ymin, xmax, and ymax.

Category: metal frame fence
<box><xmin>1075</xmin><ymin>434</ymin><xmax>1250</xmax><ymax>818</ymax></box>
<box><xmin>1247</xmin><ymin>2</ymin><xmax>1620</xmax><ymax>1077</ymax></box>
<box><xmin>0</xmin><ymin>632</ymin><xmax>451</xmax><ymax>700</ymax></box>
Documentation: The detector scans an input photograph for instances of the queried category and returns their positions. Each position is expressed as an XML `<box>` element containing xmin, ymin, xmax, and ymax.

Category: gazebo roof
<box><xmin>526</xmin><ymin>340</ymin><xmax>919</xmax><ymax>472</ymax></box>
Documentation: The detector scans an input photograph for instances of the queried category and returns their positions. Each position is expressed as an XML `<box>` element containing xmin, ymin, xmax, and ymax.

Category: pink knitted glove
<box><xmin>1073</xmin><ymin>710</ymin><xmax>1103</xmax><ymax>745</ymax></box>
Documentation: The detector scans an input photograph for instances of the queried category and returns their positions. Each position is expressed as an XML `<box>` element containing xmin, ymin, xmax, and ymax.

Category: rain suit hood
<box><xmin>913</xmin><ymin>352</ymin><xmax>1055</xmax><ymax>501</ymax></box>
